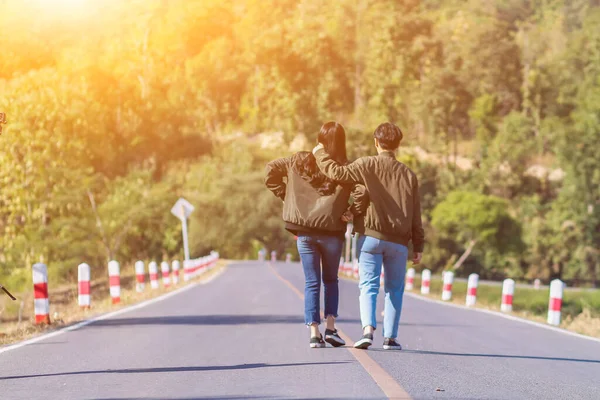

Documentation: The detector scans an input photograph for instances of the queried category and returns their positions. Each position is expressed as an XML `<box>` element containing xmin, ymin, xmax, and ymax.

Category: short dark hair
<box><xmin>373</xmin><ymin>122</ymin><xmax>403</xmax><ymax>150</ymax></box>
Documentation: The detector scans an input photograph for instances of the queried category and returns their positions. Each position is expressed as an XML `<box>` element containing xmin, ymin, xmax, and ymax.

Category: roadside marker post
<box><xmin>442</xmin><ymin>271</ymin><xmax>454</xmax><ymax>301</ymax></box>
<box><xmin>405</xmin><ymin>268</ymin><xmax>415</xmax><ymax>291</ymax></box>
<box><xmin>78</xmin><ymin>263</ymin><xmax>91</xmax><ymax>308</ymax></box>
<box><xmin>149</xmin><ymin>261</ymin><xmax>159</xmax><ymax>289</ymax></box>
<box><xmin>548</xmin><ymin>279</ymin><xmax>564</xmax><ymax>326</ymax></box>
<box><xmin>108</xmin><ymin>261</ymin><xmax>121</xmax><ymax>304</ymax></box>
<box><xmin>161</xmin><ymin>261</ymin><xmax>171</xmax><ymax>288</ymax></box>
<box><xmin>33</xmin><ymin>263</ymin><xmax>50</xmax><ymax>324</ymax></box>
<box><xmin>466</xmin><ymin>273</ymin><xmax>479</xmax><ymax>306</ymax></box>
<box><xmin>501</xmin><ymin>279</ymin><xmax>515</xmax><ymax>312</ymax></box>
<box><xmin>135</xmin><ymin>261</ymin><xmax>145</xmax><ymax>292</ymax></box>
<box><xmin>172</xmin><ymin>260</ymin><xmax>180</xmax><ymax>285</ymax></box>
<box><xmin>421</xmin><ymin>269</ymin><xmax>431</xmax><ymax>294</ymax></box>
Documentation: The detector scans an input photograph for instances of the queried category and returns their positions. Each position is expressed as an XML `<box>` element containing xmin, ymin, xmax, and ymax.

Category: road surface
<box><xmin>0</xmin><ymin>261</ymin><xmax>599</xmax><ymax>399</ymax></box>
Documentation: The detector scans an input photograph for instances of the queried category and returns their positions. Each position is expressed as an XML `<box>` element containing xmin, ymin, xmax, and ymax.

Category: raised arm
<box><xmin>411</xmin><ymin>177</ymin><xmax>425</xmax><ymax>254</ymax></box>
<box><xmin>348</xmin><ymin>184</ymin><xmax>369</xmax><ymax>216</ymax></box>
<box><xmin>313</xmin><ymin>145</ymin><xmax>365</xmax><ymax>184</ymax></box>
<box><xmin>264</xmin><ymin>157</ymin><xmax>289</xmax><ymax>201</ymax></box>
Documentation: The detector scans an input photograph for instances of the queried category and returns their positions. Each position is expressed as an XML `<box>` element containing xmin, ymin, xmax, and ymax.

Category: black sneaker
<box><xmin>383</xmin><ymin>338</ymin><xmax>402</xmax><ymax>350</ymax></box>
<box><xmin>353</xmin><ymin>333</ymin><xmax>373</xmax><ymax>349</ymax></box>
<box><xmin>310</xmin><ymin>335</ymin><xmax>326</xmax><ymax>348</ymax></box>
<box><xmin>324</xmin><ymin>329</ymin><xmax>346</xmax><ymax>347</ymax></box>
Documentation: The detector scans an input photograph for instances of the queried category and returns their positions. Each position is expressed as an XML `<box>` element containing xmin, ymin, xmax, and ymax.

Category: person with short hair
<box><xmin>313</xmin><ymin>122</ymin><xmax>424</xmax><ymax>350</ymax></box>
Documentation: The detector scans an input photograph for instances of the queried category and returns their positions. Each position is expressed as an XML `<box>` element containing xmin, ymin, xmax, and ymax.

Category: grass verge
<box><xmin>340</xmin><ymin>273</ymin><xmax>600</xmax><ymax>339</ymax></box>
<box><xmin>0</xmin><ymin>260</ymin><xmax>230</xmax><ymax>346</ymax></box>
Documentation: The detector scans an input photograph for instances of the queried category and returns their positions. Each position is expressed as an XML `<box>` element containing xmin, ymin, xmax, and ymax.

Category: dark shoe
<box><xmin>324</xmin><ymin>329</ymin><xmax>346</xmax><ymax>347</ymax></box>
<box><xmin>310</xmin><ymin>335</ymin><xmax>326</xmax><ymax>348</ymax></box>
<box><xmin>383</xmin><ymin>338</ymin><xmax>402</xmax><ymax>350</ymax></box>
<box><xmin>353</xmin><ymin>333</ymin><xmax>373</xmax><ymax>349</ymax></box>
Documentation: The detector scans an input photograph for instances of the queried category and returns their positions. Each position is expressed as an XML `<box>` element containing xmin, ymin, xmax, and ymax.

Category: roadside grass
<box><xmin>0</xmin><ymin>260</ymin><xmax>230</xmax><ymax>346</ymax></box>
<box><xmin>341</xmin><ymin>273</ymin><xmax>600</xmax><ymax>339</ymax></box>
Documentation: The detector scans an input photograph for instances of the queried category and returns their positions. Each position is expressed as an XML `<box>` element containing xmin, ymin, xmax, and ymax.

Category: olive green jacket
<box><xmin>265</xmin><ymin>156</ymin><xmax>368</xmax><ymax>237</ymax></box>
<box><xmin>314</xmin><ymin>148</ymin><xmax>425</xmax><ymax>252</ymax></box>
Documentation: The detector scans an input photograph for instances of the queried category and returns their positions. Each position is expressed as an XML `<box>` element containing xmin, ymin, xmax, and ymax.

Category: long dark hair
<box><xmin>291</xmin><ymin>122</ymin><xmax>348</xmax><ymax>196</ymax></box>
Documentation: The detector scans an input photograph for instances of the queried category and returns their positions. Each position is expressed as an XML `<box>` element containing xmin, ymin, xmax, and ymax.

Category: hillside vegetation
<box><xmin>0</xmin><ymin>0</ymin><xmax>599</xmax><ymax>291</ymax></box>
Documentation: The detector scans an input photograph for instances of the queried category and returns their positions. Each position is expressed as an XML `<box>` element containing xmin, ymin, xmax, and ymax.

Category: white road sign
<box><xmin>171</xmin><ymin>198</ymin><xmax>194</xmax><ymax>221</ymax></box>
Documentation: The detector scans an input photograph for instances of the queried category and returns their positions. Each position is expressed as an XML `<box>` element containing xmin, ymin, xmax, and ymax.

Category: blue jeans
<box><xmin>357</xmin><ymin>235</ymin><xmax>408</xmax><ymax>339</ymax></box>
<box><xmin>296</xmin><ymin>235</ymin><xmax>344</xmax><ymax>325</ymax></box>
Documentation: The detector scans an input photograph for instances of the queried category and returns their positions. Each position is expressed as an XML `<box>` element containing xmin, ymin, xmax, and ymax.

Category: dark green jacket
<box><xmin>265</xmin><ymin>156</ymin><xmax>368</xmax><ymax>237</ymax></box>
<box><xmin>314</xmin><ymin>148</ymin><xmax>425</xmax><ymax>252</ymax></box>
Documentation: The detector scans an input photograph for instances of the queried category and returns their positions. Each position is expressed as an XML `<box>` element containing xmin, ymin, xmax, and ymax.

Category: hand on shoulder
<box><xmin>312</xmin><ymin>143</ymin><xmax>324</xmax><ymax>155</ymax></box>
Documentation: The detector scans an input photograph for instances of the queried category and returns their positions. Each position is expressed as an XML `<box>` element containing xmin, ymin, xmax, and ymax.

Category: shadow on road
<box><xmin>84</xmin><ymin>314</ymin><xmax>468</xmax><ymax>328</ymax></box>
<box><xmin>86</xmin><ymin>314</ymin><xmax>362</xmax><ymax>326</ymax></box>
<box><xmin>0</xmin><ymin>361</ymin><xmax>350</xmax><ymax>381</ymax></box>
<box><xmin>401</xmin><ymin>349</ymin><xmax>600</xmax><ymax>364</ymax></box>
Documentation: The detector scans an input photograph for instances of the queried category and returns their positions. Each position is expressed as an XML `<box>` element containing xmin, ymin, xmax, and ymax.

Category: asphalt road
<box><xmin>0</xmin><ymin>261</ymin><xmax>599</xmax><ymax>400</ymax></box>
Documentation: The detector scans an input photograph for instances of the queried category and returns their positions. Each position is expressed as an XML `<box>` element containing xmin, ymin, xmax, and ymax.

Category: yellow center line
<box><xmin>268</xmin><ymin>262</ymin><xmax>412</xmax><ymax>400</ymax></box>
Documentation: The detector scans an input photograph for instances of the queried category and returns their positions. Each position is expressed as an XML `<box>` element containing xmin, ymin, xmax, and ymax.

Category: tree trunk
<box><xmin>453</xmin><ymin>239</ymin><xmax>477</xmax><ymax>270</ymax></box>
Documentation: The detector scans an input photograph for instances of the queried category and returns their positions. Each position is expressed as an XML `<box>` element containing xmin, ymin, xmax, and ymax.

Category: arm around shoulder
<box><xmin>314</xmin><ymin>148</ymin><xmax>365</xmax><ymax>184</ymax></box>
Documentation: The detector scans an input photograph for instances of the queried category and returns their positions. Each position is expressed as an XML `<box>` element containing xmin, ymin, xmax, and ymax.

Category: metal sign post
<box><xmin>171</xmin><ymin>198</ymin><xmax>195</xmax><ymax>261</ymax></box>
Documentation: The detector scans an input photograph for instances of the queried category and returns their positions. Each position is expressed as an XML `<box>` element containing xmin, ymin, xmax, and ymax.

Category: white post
<box><xmin>442</xmin><ymin>271</ymin><xmax>454</xmax><ymax>301</ymax></box>
<box><xmin>405</xmin><ymin>268</ymin><xmax>415</xmax><ymax>291</ymax></box>
<box><xmin>32</xmin><ymin>263</ymin><xmax>50</xmax><ymax>324</ymax></box>
<box><xmin>78</xmin><ymin>263</ymin><xmax>91</xmax><ymax>308</ymax></box>
<box><xmin>534</xmin><ymin>278</ymin><xmax>541</xmax><ymax>290</ymax></box>
<box><xmin>135</xmin><ymin>261</ymin><xmax>145</xmax><ymax>293</ymax></box>
<box><xmin>181</xmin><ymin>204</ymin><xmax>190</xmax><ymax>261</ymax></box>
<box><xmin>161</xmin><ymin>261</ymin><xmax>171</xmax><ymax>287</ymax></box>
<box><xmin>149</xmin><ymin>261</ymin><xmax>159</xmax><ymax>289</ymax></box>
<box><xmin>421</xmin><ymin>269</ymin><xmax>431</xmax><ymax>294</ymax></box>
<box><xmin>108</xmin><ymin>260</ymin><xmax>121</xmax><ymax>304</ymax></box>
<box><xmin>547</xmin><ymin>279</ymin><xmax>564</xmax><ymax>326</ymax></box>
<box><xmin>501</xmin><ymin>279</ymin><xmax>515</xmax><ymax>312</ymax></box>
<box><xmin>466</xmin><ymin>273</ymin><xmax>479</xmax><ymax>306</ymax></box>
<box><xmin>172</xmin><ymin>260</ymin><xmax>180</xmax><ymax>285</ymax></box>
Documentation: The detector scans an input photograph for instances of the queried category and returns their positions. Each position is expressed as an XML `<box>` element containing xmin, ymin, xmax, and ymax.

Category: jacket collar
<box><xmin>378</xmin><ymin>151</ymin><xmax>396</xmax><ymax>158</ymax></box>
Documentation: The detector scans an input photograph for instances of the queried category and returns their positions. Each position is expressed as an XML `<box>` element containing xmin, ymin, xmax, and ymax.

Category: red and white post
<box><xmin>421</xmin><ymin>269</ymin><xmax>431</xmax><ymax>294</ymax></box>
<box><xmin>172</xmin><ymin>260</ymin><xmax>180</xmax><ymax>285</ymax></box>
<box><xmin>271</xmin><ymin>251</ymin><xmax>277</xmax><ymax>262</ymax></box>
<box><xmin>108</xmin><ymin>260</ymin><xmax>120</xmax><ymax>304</ymax></box>
<box><xmin>442</xmin><ymin>271</ymin><xmax>454</xmax><ymax>301</ymax></box>
<box><xmin>534</xmin><ymin>278</ymin><xmax>541</xmax><ymax>290</ymax></box>
<box><xmin>161</xmin><ymin>261</ymin><xmax>171</xmax><ymax>287</ymax></box>
<box><xmin>285</xmin><ymin>253</ymin><xmax>292</xmax><ymax>263</ymax></box>
<box><xmin>405</xmin><ymin>268</ymin><xmax>415</xmax><ymax>291</ymax></box>
<box><xmin>149</xmin><ymin>261</ymin><xmax>159</xmax><ymax>289</ymax></box>
<box><xmin>353</xmin><ymin>260</ymin><xmax>359</xmax><ymax>279</ymax></box>
<box><xmin>78</xmin><ymin>263</ymin><xmax>91</xmax><ymax>309</ymax></box>
<box><xmin>183</xmin><ymin>260</ymin><xmax>192</xmax><ymax>282</ymax></box>
<box><xmin>501</xmin><ymin>279</ymin><xmax>515</xmax><ymax>312</ymax></box>
<box><xmin>135</xmin><ymin>260</ymin><xmax>145</xmax><ymax>293</ymax></box>
<box><xmin>547</xmin><ymin>279</ymin><xmax>564</xmax><ymax>326</ymax></box>
<box><xmin>466</xmin><ymin>273</ymin><xmax>479</xmax><ymax>307</ymax></box>
<box><xmin>32</xmin><ymin>263</ymin><xmax>50</xmax><ymax>324</ymax></box>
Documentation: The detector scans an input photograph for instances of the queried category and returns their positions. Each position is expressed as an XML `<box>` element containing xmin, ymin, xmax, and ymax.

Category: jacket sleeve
<box><xmin>348</xmin><ymin>184</ymin><xmax>369</xmax><ymax>216</ymax></box>
<box><xmin>264</xmin><ymin>157</ymin><xmax>289</xmax><ymax>201</ymax></box>
<box><xmin>314</xmin><ymin>148</ymin><xmax>365</xmax><ymax>184</ymax></box>
<box><xmin>411</xmin><ymin>177</ymin><xmax>425</xmax><ymax>253</ymax></box>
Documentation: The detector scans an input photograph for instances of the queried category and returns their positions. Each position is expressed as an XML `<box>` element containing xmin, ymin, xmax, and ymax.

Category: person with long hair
<box><xmin>265</xmin><ymin>122</ymin><xmax>368</xmax><ymax>348</ymax></box>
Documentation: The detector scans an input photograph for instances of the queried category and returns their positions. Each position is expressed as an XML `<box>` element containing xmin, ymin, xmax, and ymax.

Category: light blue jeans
<box><xmin>357</xmin><ymin>235</ymin><xmax>408</xmax><ymax>339</ymax></box>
